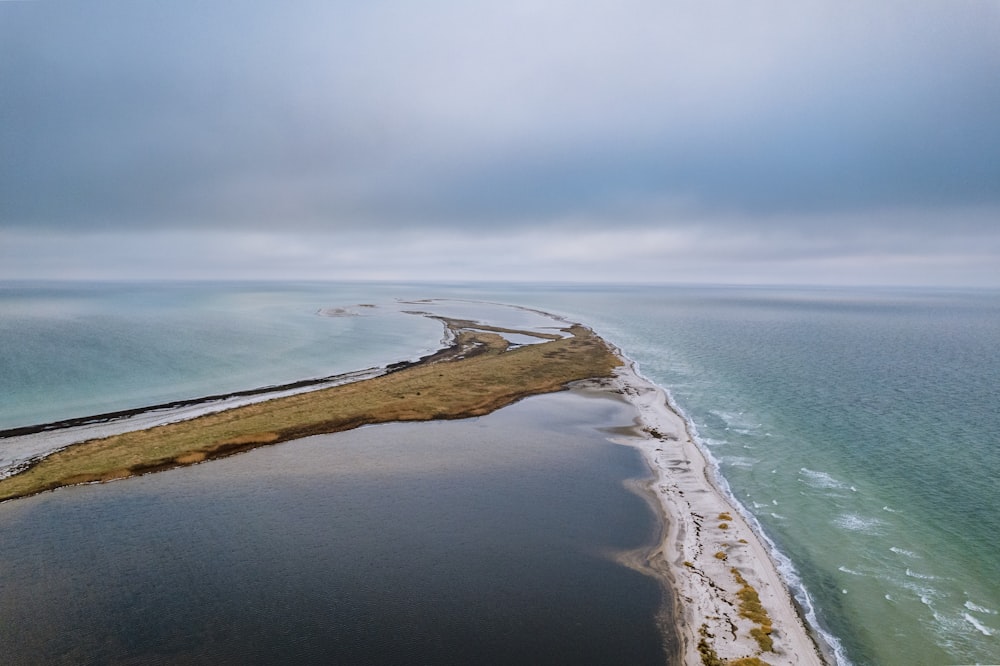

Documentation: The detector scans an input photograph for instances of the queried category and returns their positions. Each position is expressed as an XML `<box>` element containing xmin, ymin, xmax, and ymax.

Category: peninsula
<box><xmin>0</xmin><ymin>312</ymin><xmax>826</xmax><ymax>665</ymax></box>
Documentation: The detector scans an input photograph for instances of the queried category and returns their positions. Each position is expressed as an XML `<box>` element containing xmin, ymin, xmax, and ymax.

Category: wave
<box><xmin>889</xmin><ymin>546</ymin><xmax>918</xmax><ymax>558</ymax></box>
<box><xmin>604</xmin><ymin>339</ymin><xmax>853</xmax><ymax>666</ymax></box>
<box><xmin>799</xmin><ymin>467</ymin><xmax>851</xmax><ymax>491</ymax></box>
<box><xmin>963</xmin><ymin>613</ymin><xmax>995</xmax><ymax>637</ymax></box>
<box><xmin>905</xmin><ymin>568</ymin><xmax>937</xmax><ymax>581</ymax></box>
<box><xmin>834</xmin><ymin>513</ymin><xmax>884</xmax><ymax>534</ymax></box>
<box><xmin>664</xmin><ymin>397</ymin><xmax>853</xmax><ymax>666</ymax></box>
<box><xmin>965</xmin><ymin>600</ymin><xmax>998</xmax><ymax>615</ymax></box>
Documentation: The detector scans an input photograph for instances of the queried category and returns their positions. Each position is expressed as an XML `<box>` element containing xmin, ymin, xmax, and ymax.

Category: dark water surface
<box><xmin>0</xmin><ymin>390</ymin><xmax>672</xmax><ymax>665</ymax></box>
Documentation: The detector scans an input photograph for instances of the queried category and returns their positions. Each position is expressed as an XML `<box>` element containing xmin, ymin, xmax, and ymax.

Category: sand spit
<box><xmin>609</xmin><ymin>361</ymin><xmax>826</xmax><ymax>666</ymax></box>
<box><xmin>1</xmin><ymin>297</ymin><xmax>830</xmax><ymax>664</ymax></box>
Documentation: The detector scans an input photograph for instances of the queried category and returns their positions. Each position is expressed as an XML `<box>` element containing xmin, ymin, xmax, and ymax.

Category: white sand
<box><xmin>609</xmin><ymin>361</ymin><xmax>826</xmax><ymax>665</ymax></box>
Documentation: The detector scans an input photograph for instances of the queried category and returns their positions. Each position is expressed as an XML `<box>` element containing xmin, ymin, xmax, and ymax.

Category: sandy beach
<box><xmin>607</xmin><ymin>359</ymin><xmax>827</xmax><ymax>665</ymax></box>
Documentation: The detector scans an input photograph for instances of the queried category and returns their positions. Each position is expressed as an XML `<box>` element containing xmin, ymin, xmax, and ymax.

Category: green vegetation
<box><xmin>0</xmin><ymin>321</ymin><xmax>621</xmax><ymax>503</ymax></box>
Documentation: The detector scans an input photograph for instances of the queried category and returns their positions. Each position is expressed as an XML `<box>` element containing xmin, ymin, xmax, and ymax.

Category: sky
<box><xmin>2</xmin><ymin>1</ymin><xmax>999</xmax><ymax>286</ymax></box>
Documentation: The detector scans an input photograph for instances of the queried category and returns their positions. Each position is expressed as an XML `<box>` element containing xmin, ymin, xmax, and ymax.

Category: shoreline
<box><xmin>606</xmin><ymin>358</ymin><xmax>828</xmax><ymax>665</ymax></box>
<box><xmin>0</xmin><ymin>366</ymin><xmax>389</xmax><ymax>441</ymax></box>
<box><xmin>1</xmin><ymin>304</ymin><xmax>831</xmax><ymax>663</ymax></box>
<box><xmin>0</xmin><ymin>318</ymin><xmax>619</xmax><ymax>503</ymax></box>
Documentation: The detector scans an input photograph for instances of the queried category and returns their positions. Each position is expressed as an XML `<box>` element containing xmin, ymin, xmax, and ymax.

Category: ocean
<box><xmin>1</xmin><ymin>281</ymin><xmax>998</xmax><ymax>665</ymax></box>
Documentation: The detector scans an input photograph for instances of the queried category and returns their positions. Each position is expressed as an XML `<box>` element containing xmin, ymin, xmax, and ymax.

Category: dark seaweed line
<box><xmin>0</xmin><ymin>323</ymin><xmax>468</xmax><ymax>441</ymax></box>
<box><xmin>0</xmin><ymin>367</ymin><xmax>384</xmax><ymax>440</ymax></box>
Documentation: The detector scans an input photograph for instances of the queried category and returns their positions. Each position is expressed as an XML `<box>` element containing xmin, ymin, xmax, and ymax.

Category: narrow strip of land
<box><xmin>609</xmin><ymin>364</ymin><xmax>827</xmax><ymax>666</ymax></box>
<box><xmin>0</xmin><ymin>320</ymin><xmax>620</xmax><ymax>503</ymax></box>
<box><xmin>0</xmin><ymin>310</ymin><xmax>828</xmax><ymax>666</ymax></box>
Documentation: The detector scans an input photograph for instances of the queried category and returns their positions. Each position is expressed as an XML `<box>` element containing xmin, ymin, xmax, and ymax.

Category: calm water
<box><xmin>2</xmin><ymin>281</ymin><xmax>999</xmax><ymax>665</ymax></box>
<box><xmin>0</xmin><ymin>282</ymin><xmax>446</xmax><ymax>430</ymax></box>
<box><xmin>0</xmin><ymin>391</ymin><xmax>670</xmax><ymax>665</ymax></box>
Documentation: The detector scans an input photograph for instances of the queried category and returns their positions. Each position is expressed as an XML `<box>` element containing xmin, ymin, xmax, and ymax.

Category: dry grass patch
<box><xmin>732</xmin><ymin>568</ymin><xmax>775</xmax><ymax>652</ymax></box>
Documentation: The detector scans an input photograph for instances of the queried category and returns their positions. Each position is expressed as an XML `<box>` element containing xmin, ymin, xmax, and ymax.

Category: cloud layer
<box><xmin>2</xmin><ymin>1</ymin><xmax>999</xmax><ymax>284</ymax></box>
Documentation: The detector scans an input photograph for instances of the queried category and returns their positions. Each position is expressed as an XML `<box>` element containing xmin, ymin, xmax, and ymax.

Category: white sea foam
<box><xmin>905</xmin><ymin>568</ymin><xmax>937</xmax><ymax>581</ymax></box>
<box><xmin>838</xmin><ymin>566</ymin><xmax>866</xmax><ymax>576</ymax></box>
<box><xmin>963</xmin><ymin>613</ymin><xmax>995</xmax><ymax>636</ymax></box>
<box><xmin>898</xmin><ymin>579</ymin><xmax>939</xmax><ymax>604</ymax></box>
<box><xmin>882</xmin><ymin>505</ymin><xmax>901</xmax><ymax>513</ymax></box>
<box><xmin>834</xmin><ymin>513</ymin><xmax>884</xmax><ymax>533</ymax></box>
<box><xmin>965</xmin><ymin>600</ymin><xmax>998</xmax><ymax>615</ymax></box>
<box><xmin>606</xmin><ymin>345</ymin><xmax>853</xmax><ymax>666</ymax></box>
<box><xmin>800</xmin><ymin>467</ymin><xmax>850</xmax><ymax>491</ymax></box>
<box><xmin>890</xmin><ymin>546</ymin><xmax>918</xmax><ymax>558</ymax></box>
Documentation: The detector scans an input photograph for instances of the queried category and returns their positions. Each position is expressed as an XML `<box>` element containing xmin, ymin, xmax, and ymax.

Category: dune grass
<box><xmin>0</xmin><ymin>322</ymin><xmax>621</xmax><ymax>503</ymax></box>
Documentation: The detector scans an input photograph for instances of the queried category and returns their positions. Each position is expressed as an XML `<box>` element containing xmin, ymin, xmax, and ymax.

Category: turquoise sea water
<box><xmin>0</xmin><ymin>282</ymin><xmax>446</xmax><ymax>430</ymax></box>
<box><xmin>2</xmin><ymin>281</ymin><xmax>998</xmax><ymax>665</ymax></box>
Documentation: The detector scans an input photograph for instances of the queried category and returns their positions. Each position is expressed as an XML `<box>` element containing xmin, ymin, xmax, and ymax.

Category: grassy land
<box><xmin>0</xmin><ymin>321</ymin><xmax>621</xmax><ymax>503</ymax></box>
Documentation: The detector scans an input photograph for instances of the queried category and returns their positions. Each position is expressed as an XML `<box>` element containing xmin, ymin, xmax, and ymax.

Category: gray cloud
<box><xmin>2</xmin><ymin>1</ymin><xmax>999</xmax><ymax>284</ymax></box>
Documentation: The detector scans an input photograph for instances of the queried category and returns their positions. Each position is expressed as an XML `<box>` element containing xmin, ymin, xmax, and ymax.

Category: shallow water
<box><xmin>0</xmin><ymin>282</ymin><xmax>446</xmax><ymax>431</ymax></box>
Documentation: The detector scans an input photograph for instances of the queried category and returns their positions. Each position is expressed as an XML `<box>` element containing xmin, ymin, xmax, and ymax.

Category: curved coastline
<box><xmin>1</xmin><ymin>303</ymin><xmax>833</xmax><ymax>664</ymax></box>
<box><xmin>606</xmin><ymin>355</ymin><xmax>829</xmax><ymax>665</ymax></box>
<box><xmin>671</xmin><ymin>394</ymin><xmax>850</xmax><ymax>666</ymax></box>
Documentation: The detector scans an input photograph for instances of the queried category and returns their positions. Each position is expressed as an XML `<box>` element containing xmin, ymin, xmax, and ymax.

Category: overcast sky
<box><xmin>2</xmin><ymin>1</ymin><xmax>999</xmax><ymax>286</ymax></box>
